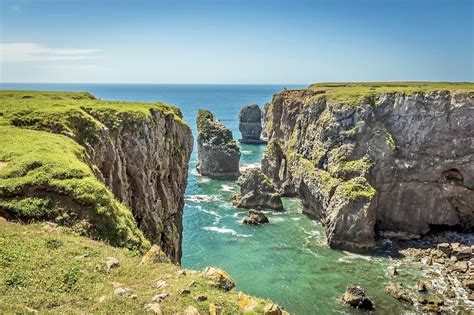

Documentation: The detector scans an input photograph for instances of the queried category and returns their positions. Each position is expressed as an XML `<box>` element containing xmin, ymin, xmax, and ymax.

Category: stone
<box><xmin>179</xmin><ymin>289</ymin><xmax>191</xmax><ymax>295</ymax></box>
<box><xmin>209</xmin><ymin>303</ymin><xmax>224</xmax><ymax>315</ymax></box>
<box><xmin>113</xmin><ymin>287</ymin><xmax>132</xmax><ymax>297</ymax></box>
<box><xmin>203</xmin><ymin>266</ymin><xmax>236</xmax><ymax>291</ymax></box>
<box><xmin>196</xmin><ymin>109</ymin><xmax>240</xmax><ymax>179</ymax></box>
<box><xmin>176</xmin><ymin>269</ymin><xmax>187</xmax><ymax>276</ymax></box>
<box><xmin>105</xmin><ymin>256</ymin><xmax>120</xmax><ymax>272</ymax></box>
<box><xmin>238</xmin><ymin>104</ymin><xmax>266</xmax><ymax>144</ymax></box>
<box><xmin>385</xmin><ymin>283</ymin><xmax>413</xmax><ymax>304</ymax></box>
<box><xmin>151</xmin><ymin>293</ymin><xmax>169</xmax><ymax>303</ymax></box>
<box><xmin>238</xmin><ymin>292</ymin><xmax>258</xmax><ymax>312</ymax></box>
<box><xmin>141</xmin><ymin>245</ymin><xmax>171</xmax><ymax>265</ymax></box>
<box><xmin>444</xmin><ymin>287</ymin><xmax>456</xmax><ymax>298</ymax></box>
<box><xmin>195</xmin><ymin>295</ymin><xmax>207</xmax><ymax>302</ymax></box>
<box><xmin>437</xmin><ymin>243</ymin><xmax>452</xmax><ymax>256</ymax></box>
<box><xmin>454</xmin><ymin>246</ymin><xmax>472</xmax><ymax>260</ymax></box>
<box><xmin>144</xmin><ymin>303</ymin><xmax>163</xmax><ymax>314</ymax></box>
<box><xmin>184</xmin><ymin>306</ymin><xmax>200</xmax><ymax>315</ymax></box>
<box><xmin>387</xmin><ymin>266</ymin><xmax>398</xmax><ymax>276</ymax></box>
<box><xmin>156</xmin><ymin>280</ymin><xmax>168</xmax><ymax>289</ymax></box>
<box><xmin>261</xmin><ymin>88</ymin><xmax>474</xmax><ymax>250</ymax></box>
<box><xmin>242</xmin><ymin>210</ymin><xmax>270</xmax><ymax>225</ymax></box>
<box><xmin>414</xmin><ymin>280</ymin><xmax>427</xmax><ymax>292</ymax></box>
<box><xmin>341</xmin><ymin>284</ymin><xmax>374</xmax><ymax>310</ymax></box>
<box><xmin>232</xmin><ymin>168</ymin><xmax>283</xmax><ymax>211</ymax></box>
<box><xmin>98</xmin><ymin>295</ymin><xmax>107</xmax><ymax>303</ymax></box>
<box><xmin>263</xmin><ymin>303</ymin><xmax>287</xmax><ymax>315</ymax></box>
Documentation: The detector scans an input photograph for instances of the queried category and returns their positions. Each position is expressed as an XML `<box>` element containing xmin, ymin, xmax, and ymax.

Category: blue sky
<box><xmin>1</xmin><ymin>0</ymin><xmax>473</xmax><ymax>84</ymax></box>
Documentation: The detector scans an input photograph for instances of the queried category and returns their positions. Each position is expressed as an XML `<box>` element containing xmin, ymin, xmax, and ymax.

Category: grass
<box><xmin>0</xmin><ymin>220</ymin><xmax>270</xmax><ymax>314</ymax></box>
<box><xmin>307</xmin><ymin>82</ymin><xmax>474</xmax><ymax>106</ymax></box>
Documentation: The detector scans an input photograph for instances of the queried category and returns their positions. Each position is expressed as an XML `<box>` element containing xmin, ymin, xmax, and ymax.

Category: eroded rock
<box><xmin>239</xmin><ymin>104</ymin><xmax>266</xmax><ymax>144</ymax></box>
<box><xmin>341</xmin><ymin>284</ymin><xmax>374</xmax><ymax>310</ymax></box>
<box><xmin>232</xmin><ymin>168</ymin><xmax>283</xmax><ymax>211</ymax></box>
<box><xmin>203</xmin><ymin>266</ymin><xmax>236</xmax><ymax>291</ymax></box>
<box><xmin>196</xmin><ymin>110</ymin><xmax>240</xmax><ymax>179</ymax></box>
<box><xmin>242</xmin><ymin>210</ymin><xmax>269</xmax><ymax>225</ymax></box>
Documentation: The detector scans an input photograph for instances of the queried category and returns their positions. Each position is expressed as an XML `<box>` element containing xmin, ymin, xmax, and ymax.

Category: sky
<box><xmin>0</xmin><ymin>0</ymin><xmax>473</xmax><ymax>84</ymax></box>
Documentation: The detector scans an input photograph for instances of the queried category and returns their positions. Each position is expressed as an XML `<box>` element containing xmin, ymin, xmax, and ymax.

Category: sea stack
<box><xmin>196</xmin><ymin>109</ymin><xmax>240</xmax><ymax>179</ymax></box>
<box><xmin>232</xmin><ymin>168</ymin><xmax>283</xmax><ymax>210</ymax></box>
<box><xmin>238</xmin><ymin>104</ymin><xmax>266</xmax><ymax>144</ymax></box>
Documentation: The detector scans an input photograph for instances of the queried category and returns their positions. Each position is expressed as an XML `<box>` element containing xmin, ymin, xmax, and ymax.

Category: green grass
<box><xmin>0</xmin><ymin>220</ymin><xmax>270</xmax><ymax>314</ymax></box>
<box><xmin>307</xmin><ymin>82</ymin><xmax>474</xmax><ymax>106</ymax></box>
<box><xmin>196</xmin><ymin>109</ymin><xmax>239</xmax><ymax>150</ymax></box>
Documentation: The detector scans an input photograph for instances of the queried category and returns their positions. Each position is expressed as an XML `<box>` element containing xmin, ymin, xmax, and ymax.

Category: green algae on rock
<box><xmin>0</xmin><ymin>90</ymin><xmax>193</xmax><ymax>262</ymax></box>
<box><xmin>196</xmin><ymin>109</ymin><xmax>240</xmax><ymax>179</ymax></box>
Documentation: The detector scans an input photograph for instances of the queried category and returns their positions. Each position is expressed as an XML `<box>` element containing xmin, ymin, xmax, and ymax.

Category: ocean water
<box><xmin>2</xmin><ymin>83</ymin><xmax>425</xmax><ymax>314</ymax></box>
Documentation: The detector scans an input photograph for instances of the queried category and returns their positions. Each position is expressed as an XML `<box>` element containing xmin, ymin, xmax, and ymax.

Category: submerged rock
<box><xmin>341</xmin><ymin>284</ymin><xmax>374</xmax><ymax>310</ymax></box>
<box><xmin>242</xmin><ymin>210</ymin><xmax>269</xmax><ymax>225</ymax></box>
<box><xmin>232</xmin><ymin>168</ymin><xmax>283</xmax><ymax>211</ymax></box>
<box><xmin>238</xmin><ymin>104</ymin><xmax>266</xmax><ymax>144</ymax></box>
<box><xmin>196</xmin><ymin>110</ymin><xmax>240</xmax><ymax>179</ymax></box>
<box><xmin>203</xmin><ymin>266</ymin><xmax>236</xmax><ymax>291</ymax></box>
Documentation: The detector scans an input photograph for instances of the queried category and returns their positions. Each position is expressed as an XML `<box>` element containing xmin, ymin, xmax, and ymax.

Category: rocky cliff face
<box><xmin>262</xmin><ymin>83</ymin><xmax>474</xmax><ymax>250</ymax></box>
<box><xmin>86</xmin><ymin>108</ymin><xmax>193</xmax><ymax>262</ymax></box>
<box><xmin>238</xmin><ymin>104</ymin><xmax>266</xmax><ymax>144</ymax></box>
<box><xmin>196</xmin><ymin>110</ymin><xmax>240</xmax><ymax>179</ymax></box>
<box><xmin>0</xmin><ymin>91</ymin><xmax>193</xmax><ymax>263</ymax></box>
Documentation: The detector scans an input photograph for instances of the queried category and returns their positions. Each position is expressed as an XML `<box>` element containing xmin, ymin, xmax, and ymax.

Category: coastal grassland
<box><xmin>307</xmin><ymin>82</ymin><xmax>474</xmax><ymax>106</ymax></box>
<box><xmin>0</xmin><ymin>220</ymin><xmax>269</xmax><ymax>314</ymax></box>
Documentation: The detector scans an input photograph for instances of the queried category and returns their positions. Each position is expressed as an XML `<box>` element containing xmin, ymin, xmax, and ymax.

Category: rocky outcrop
<box><xmin>341</xmin><ymin>284</ymin><xmax>374</xmax><ymax>310</ymax></box>
<box><xmin>242</xmin><ymin>210</ymin><xmax>269</xmax><ymax>225</ymax></box>
<box><xmin>232</xmin><ymin>168</ymin><xmax>283</xmax><ymax>211</ymax></box>
<box><xmin>238</xmin><ymin>104</ymin><xmax>266</xmax><ymax>144</ymax></box>
<box><xmin>87</xmin><ymin>108</ymin><xmax>193</xmax><ymax>263</ymax></box>
<box><xmin>196</xmin><ymin>110</ymin><xmax>240</xmax><ymax>179</ymax></box>
<box><xmin>261</xmin><ymin>83</ymin><xmax>474</xmax><ymax>251</ymax></box>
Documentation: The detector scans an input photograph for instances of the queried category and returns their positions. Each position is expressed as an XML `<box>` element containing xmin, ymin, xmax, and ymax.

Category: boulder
<box><xmin>233</xmin><ymin>168</ymin><xmax>283</xmax><ymax>211</ymax></box>
<box><xmin>106</xmin><ymin>257</ymin><xmax>120</xmax><ymax>273</ymax></box>
<box><xmin>184</xmin><ymin>306</ymin><xmax>200</xmax><ymax>315</ymax></box>
<box><xmin>385</xmin><ymin>283</ymin><xmax>413</xmax><ymax>304</ymax></box>
<box><xmin>196</xmin><ymin>110</ymin><xmax>240</xmax><ymax>179</ymax></box>
<box><xmin>140</xmin><ymin>244</ymin><xmax>171</xmax><ymax>265</ymax></box>
<box><xmin>242</xmin><ymin>210</ymin><xmax>270</xmax><ymax>225</ymax></box>
<box><xmin>203</xmin><ymin>266</ymin><xmax>236</xmax><ymax>291</ymax></box>
<box><xmin>238</xmin><ymin>104</ymin><xmax>266</xmax><ymax>144</ymax></box>
<box><xmin>144</xmin><ymin>303</ymin><xmax>163</xmax><ymax>314</ymax></box>
<box><xmin>341</xmin><ymin>284</ymin><xmax>374</xmax><ymax>310</ymax></box>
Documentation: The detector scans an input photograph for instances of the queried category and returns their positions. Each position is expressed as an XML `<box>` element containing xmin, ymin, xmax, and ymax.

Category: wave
<box><xmin>202</xmin><ymin>226</ymin><xmax>252</xmax><ymax>238</ymax></box>
<box><xmin>220</xmin><ymin>184</ymin><xmax>236</xmax><ymax>192</ymax></box>
<box><xmin>338</xmin><ymin>251</ymin><xmax>373</xmax><ymax>262</ymax></box>
<box><xmin>185</xmin><ymin>194</ymin><xmax>220</xmax><ymax>202</ymax></box>
<box><xmin>241</xmin><ymin>150</ymin><xmax>253</xmax><ymax>155</ymax></box>
<box><xmin>240</xmin><ymin>163</ymin><xmax>260</xmax><ymax>172</ymax></box>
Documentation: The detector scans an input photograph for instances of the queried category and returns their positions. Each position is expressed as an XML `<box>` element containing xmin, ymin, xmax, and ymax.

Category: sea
<box><xmin>1</xmin><ymin>83</ymin><xmax>431</xmax><ymax>314</ymax></box>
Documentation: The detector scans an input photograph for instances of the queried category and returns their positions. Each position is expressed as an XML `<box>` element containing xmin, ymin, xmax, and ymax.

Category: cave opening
<box><xmin>442</xmin><ymin>168</ymin><xmax>463</xmax><ymax>185</ymax></box>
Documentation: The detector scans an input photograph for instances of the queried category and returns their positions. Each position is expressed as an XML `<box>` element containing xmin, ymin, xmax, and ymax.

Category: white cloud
<box><xmin>0</xmin><ymin>42</ymin><xmax>101</xmax><ymax>62</ymax></box>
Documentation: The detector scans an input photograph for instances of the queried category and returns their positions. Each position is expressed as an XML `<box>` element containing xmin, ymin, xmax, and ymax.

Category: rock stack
<box><xmin>196</xmin><ymin>110</ymin><xmax>240</xmax><ymax>179</ymax></box>
<box><xmin>238</xmin><ymin>104</ymin><xmax>266</xmax><ymax>144</ymax></box>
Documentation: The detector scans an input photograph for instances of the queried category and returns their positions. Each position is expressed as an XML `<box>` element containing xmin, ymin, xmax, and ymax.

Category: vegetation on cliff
<box><xmin>0</xmin><ymin>90</ymin><xmax>188</xmax><ymax>251</ymax></box>
<box><xmin>0</xmin><ymin>220</ymin><xmax>271</xmax><ymax>314</ymax></box>
<box><xmin>196</xmin><ymin>109</ymin><xmax>239</xmax><ymax>150</ymax></box>
<box><xmin>307</xmin><ymin>82</ymin><xmax>474</xmax><ymax>106</ymax></box>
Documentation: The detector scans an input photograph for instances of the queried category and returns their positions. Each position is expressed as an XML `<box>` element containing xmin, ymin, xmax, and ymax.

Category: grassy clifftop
<box><xmin>0</xmin><ymin>220</ymin><xmax>271</xmax><ymax>314</ymax></box>
<box><xmin>0</xmin><ymin>90</ymin><xmax>188</xmax><ymax>251</ymax></box>
<box><xmin>307</xmin><ymin>82</ymin><xmax>474</xmax><ymax>105</ymax></box>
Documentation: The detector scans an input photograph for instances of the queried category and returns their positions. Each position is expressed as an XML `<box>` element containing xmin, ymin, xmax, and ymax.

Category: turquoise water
<box><xmin>2</xmin><ymin>83</ymin><xmax>422</xmax><ymax>314</ymax></box>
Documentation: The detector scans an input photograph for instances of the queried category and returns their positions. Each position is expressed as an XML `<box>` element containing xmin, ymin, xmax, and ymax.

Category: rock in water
<box><xmin>341</xmin><ymin>284</ymin><xmax>374</xmax><ymax>310</ymax></box>
<box><xmin>261</xmin><ymin>85</ymin><xmax>474</xmax><ymax>251</ymax></box>
<box><xmin>238</xmin><ymin>104</ymin><xmax>266</xmax><ymax>144</ymax></box>
<box><xmin>196</xmin><ymin>110</ymin><xmax>240</xmax><ymax>179</ymax></box>
<box><xmin>242</xmin><ymin>210</ymin><xmax>270</xmax><ymax>225</ymax></box>
<box><xmin>232</xmin><ymin>168</ymin><xmax>283</xmax><ymax>210</ymax></box>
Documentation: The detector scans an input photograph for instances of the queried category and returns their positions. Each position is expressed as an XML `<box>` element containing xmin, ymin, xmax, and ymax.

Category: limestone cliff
<box><xmin>261</xmin><ymin>83</ymin><xmax>474</xmax><ymax>250</ymax></box>
<box><xmin>196</xmin><ymin>109</ymin><xmax>240</xmax><ymax>179</ymax></box>
<box><xmin>0</xmin><ymin>91</ymin><xmax>193</xmax><ymax>262</ymax></box>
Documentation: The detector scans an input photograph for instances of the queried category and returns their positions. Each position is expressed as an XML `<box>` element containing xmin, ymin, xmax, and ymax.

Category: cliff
<box><xmin>0</xmin><ymin>91</ymin><xmax>193</xmax><ymax>262</ymax></box>
<box><xmin>196</xmin><ymin>109</ymin><xmax>240</xmax><ymax>179</ymax></box>
<box><xmin>262</xmin><ymin>82</ymin><xmax>474</xmax><ymax>250</ymax></box>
